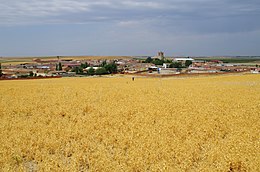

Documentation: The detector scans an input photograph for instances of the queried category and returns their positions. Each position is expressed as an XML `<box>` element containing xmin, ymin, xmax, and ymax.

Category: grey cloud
<box><xmin>0</xmin><ymin>0</ymin><xmax>259</xmax><ymax>26</ymax></box>
<box><xmin>0</xmin><ymin>0</ymin><xmax>259</xmax><ymax>39</ymax></box>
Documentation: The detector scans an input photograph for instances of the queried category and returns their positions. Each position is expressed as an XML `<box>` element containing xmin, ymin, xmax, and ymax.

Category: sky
<box><xmin>0</xmin><ymin>0</ymin><xmax>260</xmax><ymax>57</ymax></box>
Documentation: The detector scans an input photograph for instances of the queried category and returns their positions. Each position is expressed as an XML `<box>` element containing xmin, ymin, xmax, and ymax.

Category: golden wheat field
<box><xmin>0</xmin><ymin>74</ymin><xmax>259</xmax><ymax>171</ymax></box>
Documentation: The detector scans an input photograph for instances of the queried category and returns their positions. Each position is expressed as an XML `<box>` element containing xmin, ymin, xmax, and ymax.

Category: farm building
<box><xmin>173</xmin><ymin>57</ymin><xmax>194</xmax><ymax>62</ymax></box>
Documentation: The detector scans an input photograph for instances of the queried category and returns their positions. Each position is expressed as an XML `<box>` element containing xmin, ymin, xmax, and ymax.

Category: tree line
<box><xmin>70</xmin><ymin>61</ymin><xmax>118</xmax><ymax>75</ymax></box>
<box><xmin>143</xmin><ymin>57</ymin><xmax>192</xmax><ymax>68</ymax></box>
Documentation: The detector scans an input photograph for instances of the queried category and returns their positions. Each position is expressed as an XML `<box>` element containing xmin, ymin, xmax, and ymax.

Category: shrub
<box><xmin>87</xmin><ymin>67</ymin><xmax>95</xmax><ymax>75</ymax></box>
<box><xmin>104</xmin><ymin>62</ymin><xmax>117</xmax><ymax>73</ymax></box>
<box><xmin>169</xmin><ymin>62</ymin><xmax>182</xmax><ymax>68</ymax></box>
<box><xmin>185</xmin><ymin>60</ymin><xmax>192</xmax><ymax>67</ymax></box>
<box><xmin>95</xmin><ymin>67</ymin><xmax>108</xmax><ymax>75</ymax></box>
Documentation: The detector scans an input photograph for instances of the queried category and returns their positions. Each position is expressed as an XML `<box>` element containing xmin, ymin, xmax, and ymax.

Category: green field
<box><xmin>195</xmin><ymin>56</ymin><xmax>260</xmax><ymax>63</ymax></box>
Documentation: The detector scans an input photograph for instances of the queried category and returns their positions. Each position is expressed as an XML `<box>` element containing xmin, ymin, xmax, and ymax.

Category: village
<box><xmin>0</xmin><ymin>52</ymin><xmax>259</xmax><ymax>79</ymax></box>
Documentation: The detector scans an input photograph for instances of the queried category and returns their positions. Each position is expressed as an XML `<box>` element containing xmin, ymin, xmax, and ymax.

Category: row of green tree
<box><xmin>144</xmin><ymin>57</ymin><xmax>192</xmax><ymax>68</ymax></box>
<box><xmin>144</xmin><ymin>57</ymin><xmax>172</xmax><ymax>65</ymax></box>
<box><xmin>71</xmin><ymin>61</ymin><xmax>118</xmax><ymax>75</ymax></box>
<box><xmin>169</xmin><ymin>61</ymin><xmax>192</xmax><ymax>68</ymax></box>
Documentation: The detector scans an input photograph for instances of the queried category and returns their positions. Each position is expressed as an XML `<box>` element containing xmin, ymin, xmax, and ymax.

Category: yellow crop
<box><xmin>0</xmin><ymin>74</ymin><xmax>259</xmax><ymax>171</ymax></box>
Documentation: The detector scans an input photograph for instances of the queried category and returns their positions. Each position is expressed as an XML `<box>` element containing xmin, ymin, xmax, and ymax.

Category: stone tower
<box><xmin>158</xmin><ymin>51</ymin><xmax>164</xmax><ymax>60</ymax></box>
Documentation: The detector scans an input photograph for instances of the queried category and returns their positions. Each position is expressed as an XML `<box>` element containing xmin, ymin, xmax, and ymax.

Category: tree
<box><xmin>100</xmin><ymin>60</ymin><xmax>107</xmax><ymax>67</ymax></box>
<box><xmin>0</xmin><ymin>63</ymin><xmax>2</xmax><ymax>77</ymax></box>
<box><xmin>144</xmin><ymin>57</ymin><xmax>153</xmax><ymax>63</ymax></box>
<box><xmin>185</xmin><ymin>60</ymin><xmax>192</xmax><ymax>67</ymax></box>
<box><xmin>104</xmin><ymin>62</ymin><xmax>117</xmax><ymax>74</ymax></box>
<box><xmin>58</xmin><ymin>62</ymin><xmax>62</xmax><ymax>71</ymax></box>
<box><xmin>55</xmin><ymin>63</ymin><xmax>62</xmax><ymax>71</ymax></box>
<box><xmin>95</xmin><ymin>67</ymin><xmax>108</xmax><ymax>75</ymax></box>
<box><xmin>169</xmin><ymin>62</ymin><xmax>182</xmax><ymax>68</ymax></box>
<box><xmin>88</xmin><ymin>67</ymin><xmax>95</xmax><ymax>75</ymax></box>
<box><xmin>29</xmin><ymin>71</ymin><xmax>34</xmax><ymax>77</ymax></box>
<box><xmin>164</xmin><ymin>59</ymin><xmax>172</xmax><ymax>63</ymax></box>
<box><xmin>75</xmin><ymin>67</ymin><xmax>80</xmax><ymax>74</ymax></box>
<box><xmin>152</xmin><ymin>58</ymin><xmax>164</xmax><ymax>65</ymax></box>
<box><xmin>75</xmin><ymin>67</ymin><xmax>83</xmax><ymax>74</ymax></box>
<box><xmin>81</xmin><ymin>62</ymin><xmax>89</xmax><ymax>68</ymax></box>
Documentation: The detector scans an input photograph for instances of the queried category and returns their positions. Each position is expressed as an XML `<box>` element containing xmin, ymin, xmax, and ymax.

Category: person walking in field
<box><xmin>132</xmin><ymin>77</ymin><xmax>135</xmax><ymax>81</ymax></box>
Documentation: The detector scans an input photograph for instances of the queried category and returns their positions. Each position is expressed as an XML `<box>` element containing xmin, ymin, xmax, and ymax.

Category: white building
<box><xmin>173</xmin><ymin>58</ymin><xmax>194</xmax><ymax>62</ymax></box>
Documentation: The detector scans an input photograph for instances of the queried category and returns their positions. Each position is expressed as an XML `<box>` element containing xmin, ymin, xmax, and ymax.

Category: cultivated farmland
<box><xmin>0</xmin><ymin>75</ymin><xmax>259</xmax><ymax>171</ymax></box>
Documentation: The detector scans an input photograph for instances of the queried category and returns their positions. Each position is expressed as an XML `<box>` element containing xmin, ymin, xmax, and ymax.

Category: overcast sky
<box><xmin>0</xmin><ymin>0</ymin><xmax>260</xmax><ymax>57</ymax></box>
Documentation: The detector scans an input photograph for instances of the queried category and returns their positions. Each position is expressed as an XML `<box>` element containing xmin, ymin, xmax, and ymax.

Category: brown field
<box><xmin>0</xmin><ymin>74</ymin><xmax>259</xmax><ymax>171</ymax></box>
<box><xmin>0</xmin><ymin>56</ymin><xmax>132</xmax><ymax>65</ymax></box>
